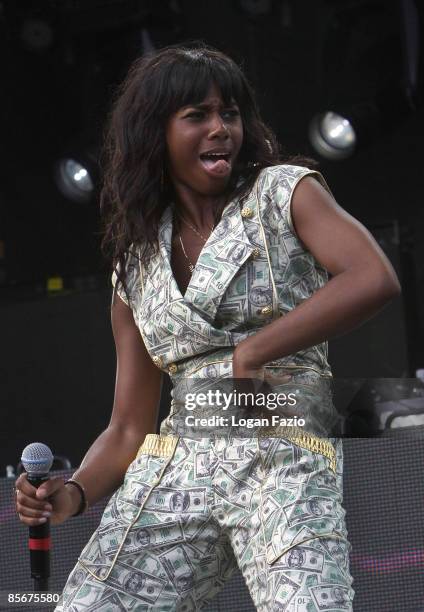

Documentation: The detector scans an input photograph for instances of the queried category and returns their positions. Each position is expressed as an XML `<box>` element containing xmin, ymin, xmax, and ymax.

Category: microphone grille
<box><xmin>21</xmin><ymin>442</ymin><xmax>54</xmax><ymax>475</ymax></box>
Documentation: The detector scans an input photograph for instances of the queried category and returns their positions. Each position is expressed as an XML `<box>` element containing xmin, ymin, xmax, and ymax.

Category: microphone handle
<box><xmin>27</xmin><ymin>474</ymin><xmax>50</xmax><ymax>590</ymax></box>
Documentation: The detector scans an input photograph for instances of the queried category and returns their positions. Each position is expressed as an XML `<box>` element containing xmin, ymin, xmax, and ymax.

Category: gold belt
<box><xmin>137</xmin><ymin>430</ymin><xmax>336</xmax><ymax>472</ymax></box>
<box><xmin>137</xmin><ymin>433</ymin><xmax>178</xmax><ymax>458</ymax></box>
<box><xmin>259</xmin><ymin>425</ymin><xmax>336</xmax><ymax>472</ymax></box>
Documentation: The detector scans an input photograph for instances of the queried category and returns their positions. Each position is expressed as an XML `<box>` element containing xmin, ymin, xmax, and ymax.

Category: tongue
<box><xmin>202</xmin><ymin>158</ymin><xmax>230</xmax><ymax>174</ymax></box>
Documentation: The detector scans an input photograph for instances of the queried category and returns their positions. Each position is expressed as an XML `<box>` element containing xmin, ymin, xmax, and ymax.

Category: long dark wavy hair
<box><xmin>100</xmin><ymin>42</ymin><xmax>317</xmax><ymax>303</ymax></box>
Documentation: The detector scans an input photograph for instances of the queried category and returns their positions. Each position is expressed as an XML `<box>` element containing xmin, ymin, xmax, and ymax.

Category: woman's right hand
<box><xmin>15</xmin><ymin>473</ymin><xmax>79</xmax><ymax>527</ymax></box>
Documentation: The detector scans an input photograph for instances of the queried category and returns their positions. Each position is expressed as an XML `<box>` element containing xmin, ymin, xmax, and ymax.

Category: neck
<box><xmin>173</xmin><ymin>193</ymin><xmax>227</xmax><ymax>231</ymax></box>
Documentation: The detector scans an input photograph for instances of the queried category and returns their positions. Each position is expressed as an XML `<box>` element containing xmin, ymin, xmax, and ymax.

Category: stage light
<box><xmin>309</xmin><ymin>112</ymin><xmax>357</xmax><ymax>161</ymax></box>
<box><xmin>308</xmin><ymin>0</ymin><xmax>419</xmax><ymax>161</ymax></box>
<box><xmin>54</xmin><ymin>143</ymin><xmax>99</xmax><ymax>203</ymax></box>
<box><xmin>309</xmin><ymin>80</ymin><xmax>416</xmax><ymax>161</ymax></box>
<box><xmin>54</xmin><ymin>158</ymin><xmax>95</xmax><ymax>203</ymax></box>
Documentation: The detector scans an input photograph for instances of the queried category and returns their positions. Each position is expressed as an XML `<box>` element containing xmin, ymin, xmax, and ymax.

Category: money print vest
<box><xmin>112</xmin><ymin>164</ymin><xmax>334</xmax><ymax>382</ymax></box>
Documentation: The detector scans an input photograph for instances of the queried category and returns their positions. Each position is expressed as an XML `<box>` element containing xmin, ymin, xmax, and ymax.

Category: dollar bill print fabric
<box><xmin>111</xmin><ymin>163</ymin><xmax>344</xmax><ymax>440</ymax></box>
<box><xmin>54</xmin><ymin>165</ymin><xmax>355</xmax><ymax>610</ymax></box>
<box><xmin>111</xmin><ymin>164</ymin><xmax>332</xmax><ymax>381</ymax></box>
<box><xmin>55</xmin><ymin>435</ymin><xmax>354</xmax><ymax>610</ymax></box>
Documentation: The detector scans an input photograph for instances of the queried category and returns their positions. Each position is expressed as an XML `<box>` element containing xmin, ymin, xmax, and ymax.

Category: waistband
<box><xmin>137</xmin><ymin>430</ymin><xmax>337</xmax><ymax>473</ymax></box>
<box><xmin>160</xmin><ymin>342</ymin><xmax>333</xmax><ymax>379</ymax></box>
<box><xmin>137</xmin><ymin>433</ymin><xmax>179</xmax><ymax>458</ymax></box>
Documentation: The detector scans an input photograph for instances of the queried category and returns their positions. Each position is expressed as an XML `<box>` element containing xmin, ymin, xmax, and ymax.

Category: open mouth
<box><xmin>199</xmin><ymin>152</ymin><xmax>232</xmax><ymax>175</ymax></box>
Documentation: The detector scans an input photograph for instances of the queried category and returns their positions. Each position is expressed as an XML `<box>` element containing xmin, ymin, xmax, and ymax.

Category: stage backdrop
<box><xmin>1</xmin><ymin>434</ymin><xmax>423</xmax><ymax>612</ymax></box>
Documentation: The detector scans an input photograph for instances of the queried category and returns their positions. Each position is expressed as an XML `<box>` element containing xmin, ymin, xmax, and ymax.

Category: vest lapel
<box><xmin>153</xmin><ymin>195</ymin><xmax>255</xmax><ymax>325</ymax></box>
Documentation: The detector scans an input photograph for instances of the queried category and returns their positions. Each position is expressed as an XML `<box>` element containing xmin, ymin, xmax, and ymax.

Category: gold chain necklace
<box><xmin>178</xmin><ymin>234</ymin><xmax>195</xmax><ymax>273</ymax></box>
<box><xmin>176</xmin><ymin>214</ymin><xmax>216</xmax><ymax>274</ymax></box>
<box><xmin>178</xmin><ymin>215</ymin><xmax>215</xmax><ymax>242</ymax></box>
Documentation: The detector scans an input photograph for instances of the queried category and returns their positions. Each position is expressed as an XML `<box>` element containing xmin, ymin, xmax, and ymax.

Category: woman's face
<box><xmin>165</xmin><ymin>83</ymin><xmax>243</xmax><ymax>196</ymax></box>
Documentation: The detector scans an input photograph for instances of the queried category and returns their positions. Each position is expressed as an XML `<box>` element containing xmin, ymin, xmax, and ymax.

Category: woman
<box><xmin>15</xmin><ymin>43</ymin><xmax>400</xmax><ymax>611</ymax></box>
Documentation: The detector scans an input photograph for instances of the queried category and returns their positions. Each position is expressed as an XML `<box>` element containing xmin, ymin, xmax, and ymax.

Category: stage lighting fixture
<box><xmin>308</xmin><ymin>0</ymin><xmax>419</xmax><ymax>161</ymax></box>
<box><xmin>309</xmin><ymin>79</ymin><xmax>417</xmax><ymax>161</ymax></box>
<box><xmin>54</xmin><ymin>157</ymin><xmax>95</xmax><ymax>204</ymax></box>
<box><xmin>308</xmin><ymin>112</ymin><xmax>357</xmax><ymax>161</ymax></box>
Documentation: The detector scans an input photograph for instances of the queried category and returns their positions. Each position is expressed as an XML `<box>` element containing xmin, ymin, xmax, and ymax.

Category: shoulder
<box><xmin>111</xmin><ymin>243</ymin><xmax>144</xmax><ymax>308</ymax></box>
<box><xmin>111</xmin><ymin>243</ymin><xmax>140</xmax><ymax>281</ymax></box>
<box><xmin>258</xmin><ymin>164</ymin><xmax>330</xmax><ymax>195</ymax></box>
<box><xmin>255</xmin><ymin>164</ymin><xmax>335</xmax><ymax>241</ymax></box>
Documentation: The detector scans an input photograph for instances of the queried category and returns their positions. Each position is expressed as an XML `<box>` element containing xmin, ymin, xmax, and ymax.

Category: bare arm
<box><xmin>16</xmin><ymin>291</ymin><xmax>162</xmax><ymax>524</ymax></box>
<box><xmin>234</xmin><ymin>176</ymin><xmax>401</xmax><ymax>373</ymax></box>
<box><xmin>68</xmin><ymin>291</ymin><xmax>162</xmax><ymax>508</ymax></box>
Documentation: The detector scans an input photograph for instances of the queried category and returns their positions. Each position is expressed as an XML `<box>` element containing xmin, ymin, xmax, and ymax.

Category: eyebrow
<box><xmin>183</xmin><ymin>101</ymin><xmax>239</xmax><ymax>111</ymax></box>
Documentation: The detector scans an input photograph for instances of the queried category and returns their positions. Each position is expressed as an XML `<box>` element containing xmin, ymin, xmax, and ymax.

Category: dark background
<box><xmin>0</xmin><ymin>2</ymin><xmax>423</xmax><ymax>610</ymax></box>
<box><xmin>0</xmin><ymin>1</ymin><xmax>423</xmax><ymax>328</ymax></box>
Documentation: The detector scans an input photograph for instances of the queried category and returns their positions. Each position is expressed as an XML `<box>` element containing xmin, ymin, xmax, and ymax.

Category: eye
<box><xmin>185</xmin><ymin>111</ymin><xmax>204</xmax><ymax>119</ymax></box>
<box><xmin>222</xmin><ymin>109</ymin><xmax>240</xmax><ymax>120</ymax></box>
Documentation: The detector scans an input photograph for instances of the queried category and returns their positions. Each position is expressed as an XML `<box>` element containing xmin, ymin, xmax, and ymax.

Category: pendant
<box><xmin>189</xmin><ymin>264</ymin><xmax>195</xmax><ymax>272</ymax></box>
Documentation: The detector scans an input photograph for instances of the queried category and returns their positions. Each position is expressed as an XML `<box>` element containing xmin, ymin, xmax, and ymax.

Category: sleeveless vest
<box><xmin>112</xmin><ymin>164</ymin><xmax>334</xmax><ymax>381</ymax></box>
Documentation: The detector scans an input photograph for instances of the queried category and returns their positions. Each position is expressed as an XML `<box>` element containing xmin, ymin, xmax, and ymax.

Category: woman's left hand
<box><xmin>232</xmin><ymin>341</ymin><xmax>293</xmax><ymax>416</ymax></box>
<box><xmin>232</xmin><ymin>342</ymin><xmax>265</xmax><ymax>410</ymax></box>
<box><xmin>232</xmin><ymin>341</ymin><xmax>265</xmax><ymax>383</ymax></box>
<box><xmin>233</xmin><ymin>340</ymin><xmax>292</xmax><ymax>389</ymax></box>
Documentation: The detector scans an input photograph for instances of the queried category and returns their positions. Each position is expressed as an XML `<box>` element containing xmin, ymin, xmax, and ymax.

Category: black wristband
<box><xmin>65</xmin><ymin>479</ymin><xmax>88</xmax><ymax>517</ymax></box>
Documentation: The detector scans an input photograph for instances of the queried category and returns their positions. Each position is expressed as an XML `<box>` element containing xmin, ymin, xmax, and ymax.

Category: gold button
<box><xmin>168</xmin><ymin>363</ymin><xmax>178</xmax><ymax>375</ymax></box>
<box><xmin>261</xmin><ymin>305</ymin><xmax>272</xmax><ymax>316</ymax></box>
<box><xmin>152</xmin><ymin>355</ymin><xmax>163</xmax><ymax>368</ymax></box>
<box><xmin>241</xmin><ymin>207</ymin><xmax>253</xmax><ymax>218</ymax></box>
<box><xmin>251</xmin><ymin>248</ymin><xmax>260</xmax><ymax>259</ymax></box>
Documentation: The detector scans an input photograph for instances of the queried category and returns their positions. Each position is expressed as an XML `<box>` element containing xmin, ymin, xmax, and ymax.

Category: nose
<box><xmin>208</xmin><ymin>113</ymin><xmax>230</xmax><ymax>139</ymax></box>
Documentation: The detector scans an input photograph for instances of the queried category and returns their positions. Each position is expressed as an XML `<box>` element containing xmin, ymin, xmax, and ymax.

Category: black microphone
<box><xmin>21</xmin><ymin>442</ymin><xmax>54</xmax><ymax>591</ymax></box>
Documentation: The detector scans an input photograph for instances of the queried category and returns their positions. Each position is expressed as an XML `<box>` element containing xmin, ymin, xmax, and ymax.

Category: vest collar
<box><xmin>153</xmin><ymin>191</ymin><xmax>255</xmax><ymax>323</ymax></box>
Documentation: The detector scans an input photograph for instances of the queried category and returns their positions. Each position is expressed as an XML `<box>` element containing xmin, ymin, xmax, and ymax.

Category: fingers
<box><xmin>15</xmin><ymin>473</ymin><xmax>57</xmax><ymax>526</ymax></box>
<box><xmin>263</xmin><ymin>371</ymin><xmax>292</xmax><ymax>386</ymax></box>
<box><xmin>16</xmin><ymin>491</ymin><xmax>53</xmax><ymax>526</ymax></box>
<box><xmin>15</xmin><ymin>472</ymin><xmax>34</xmax><ymax>494</ymax></box>
<box><xmin>34</xmin><ymin>476</ymin><xmax>65</xmax><ymax>500</ymax></box>
<box><xmin>17</xmin><ymin>490</ymin><xmax>52</xmax><ymax>515</ymax></box>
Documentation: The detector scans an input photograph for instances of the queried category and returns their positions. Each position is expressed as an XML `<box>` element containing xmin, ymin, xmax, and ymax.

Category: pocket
<box><xmin>259</xmin><ymin>428</ymin><xmax>337</xmax><ymax>474</ymax></box>
<box><xmin>77</xmin><ymin>434</ymin><xmax>179</xmax><ymax>582</ymax></box>
<box><xmin>116</xmin><ymin>446</ymin><xmax>176</xmax><ymax>523</ymax></box>
<box><xmin>258</xmin><ymin>440</ymin><xmax>347</xmax><ymax>566</ymax></box>
<box><xmin>260</xmin><ymin>496</ymin><xmax>349</xmax><ymax>566</ymax></box>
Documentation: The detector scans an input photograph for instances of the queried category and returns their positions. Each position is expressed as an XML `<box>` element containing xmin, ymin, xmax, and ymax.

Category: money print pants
<box><xmin>55</xmin><ymin>435</ymin><xmax>355</xmax><ymax>611</ymax></box>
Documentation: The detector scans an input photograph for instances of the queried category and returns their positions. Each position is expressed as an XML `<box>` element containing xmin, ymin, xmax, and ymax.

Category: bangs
<box><xmin>162</xmin><ymin>52</ymin><xmax>246</xmax><ymax>116</ymax></box>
